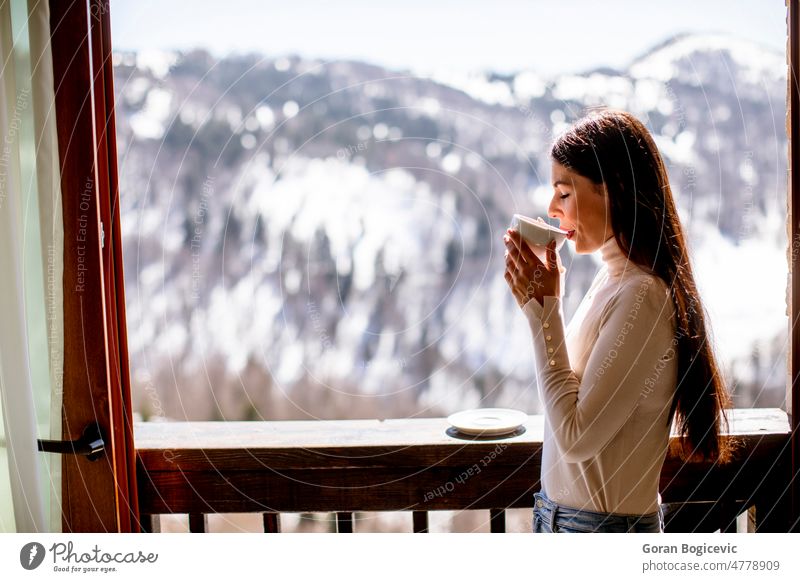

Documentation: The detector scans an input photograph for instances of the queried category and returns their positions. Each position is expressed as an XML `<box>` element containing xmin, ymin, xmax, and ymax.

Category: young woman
<box><xmin>503</xmin><ymin>108</ymin><xmax>733</xmax><ymax>533</ymax></box>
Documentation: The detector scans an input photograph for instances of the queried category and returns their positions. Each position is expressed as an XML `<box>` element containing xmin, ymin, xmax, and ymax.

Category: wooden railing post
<box><xmin>412</xmin><ymin>511</ymin><xmax>429</xmax><ymax>533</ymax></box>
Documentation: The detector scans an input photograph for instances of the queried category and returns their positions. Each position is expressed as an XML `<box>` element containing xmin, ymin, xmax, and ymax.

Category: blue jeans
<box><xmin>532</xmin><ymin>491</ymin><xmax>664</xmax><ymax>533</ymax></box>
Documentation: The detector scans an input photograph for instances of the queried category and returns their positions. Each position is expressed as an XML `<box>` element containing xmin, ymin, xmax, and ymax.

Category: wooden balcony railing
<box><xmin>135</xmin><ymin>408</ymin><xmax>791</xmax><ymax>533</ymax></box>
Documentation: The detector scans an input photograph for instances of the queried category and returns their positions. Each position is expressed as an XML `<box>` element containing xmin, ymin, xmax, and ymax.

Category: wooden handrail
<box><xmin>134</xmin><ymin>409</ymin><xmax>791</xmax><ymax>532</ymax></box>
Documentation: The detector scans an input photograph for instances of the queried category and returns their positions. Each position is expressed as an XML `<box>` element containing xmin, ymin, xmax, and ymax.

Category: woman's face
<box><xmin>548</xmin><ymin>161</ymin><xmax>614</xmax><ymax>254</ymax></box>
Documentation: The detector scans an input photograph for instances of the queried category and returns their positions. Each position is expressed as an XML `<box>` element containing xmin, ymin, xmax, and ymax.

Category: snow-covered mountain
<box><xmin>114</xmin><ymin>33</ymin><xmax>788</xmax><ymax>422</ymax></box>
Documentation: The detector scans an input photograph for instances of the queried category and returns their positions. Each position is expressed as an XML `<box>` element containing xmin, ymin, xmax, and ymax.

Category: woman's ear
<box><xmin>598</xmin><ymin>176</ymin><xmax>624</xmax><ymax>198</ymax></box>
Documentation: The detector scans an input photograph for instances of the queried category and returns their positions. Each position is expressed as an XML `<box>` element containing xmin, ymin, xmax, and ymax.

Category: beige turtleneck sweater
<box><xmin>522</xmin><ymin>235</ymin><xmax>678</xmax><ymax>515</ymax></box>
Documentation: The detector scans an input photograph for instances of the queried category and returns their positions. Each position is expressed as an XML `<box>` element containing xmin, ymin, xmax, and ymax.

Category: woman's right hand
<box><xmin>504</xmin><ymin>231</ymin><xmax>564</xmax><ymax>308</ymax></box>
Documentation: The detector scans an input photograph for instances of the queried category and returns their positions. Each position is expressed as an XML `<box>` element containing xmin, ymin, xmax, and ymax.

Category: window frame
<box><xmin>49</xmin><ymin>0</ymin><xmax>138</xmax><ymax>532</ymax></box>
<box><xmin>787</xmin><ymin>0</ymin><xmax>800</xmax><ymax>532</ymax></box>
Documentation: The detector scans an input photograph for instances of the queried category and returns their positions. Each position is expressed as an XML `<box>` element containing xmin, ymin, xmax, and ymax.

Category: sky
<box><xmin>109</xmin><ymin>0</ymin><xmax>786</xmax><ymax>76</ymax></box>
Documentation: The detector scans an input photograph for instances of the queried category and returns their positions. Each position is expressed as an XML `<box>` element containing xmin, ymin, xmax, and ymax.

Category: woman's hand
<box><xmin>503</xmin><ymin>229</ymin><xmax>563</xmax><ymax>309</ymax></box>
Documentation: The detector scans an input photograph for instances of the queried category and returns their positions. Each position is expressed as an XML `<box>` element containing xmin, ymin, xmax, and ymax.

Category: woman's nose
<box><xmin>548</xmin><ymin>199</ymin><xmax>561</xmax><ymax>220</ymax></box>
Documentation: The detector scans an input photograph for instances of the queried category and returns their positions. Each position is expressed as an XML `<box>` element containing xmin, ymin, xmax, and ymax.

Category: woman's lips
<box><xmin>566</xmin><ymin>229</ymin><xmax>576</xmax><ymax>240</ymax></box>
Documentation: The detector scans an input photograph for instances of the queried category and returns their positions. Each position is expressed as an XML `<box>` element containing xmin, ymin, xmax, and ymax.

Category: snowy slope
<box><xmin>115</xmin><ymin>33</ymin><xmax>789</xmax><ymax>421</ymax></box>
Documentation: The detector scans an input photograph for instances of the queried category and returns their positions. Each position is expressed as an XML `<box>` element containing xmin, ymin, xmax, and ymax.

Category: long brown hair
<box><xmin>551</xmin><ymin>108</ymin><xmax>734</xmax><ymax>464</ymax></box>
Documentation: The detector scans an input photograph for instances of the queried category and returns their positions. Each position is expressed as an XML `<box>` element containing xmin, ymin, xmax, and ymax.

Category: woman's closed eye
<box><xmin>559</xmin><ymin>193</ymin><xmax>570</xmax><ymax>199</ymax></box>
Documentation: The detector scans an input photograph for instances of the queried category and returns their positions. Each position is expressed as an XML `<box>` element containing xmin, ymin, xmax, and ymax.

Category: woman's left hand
<box><xmin>504</xmin><ymin>229</ymin><xmax>563</xmax><ymax>309</ymax></box>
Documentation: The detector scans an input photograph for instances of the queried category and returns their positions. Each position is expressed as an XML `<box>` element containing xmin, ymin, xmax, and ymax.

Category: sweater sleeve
<box><xmin>521</xmin><ymin>275</ymin><xmax>675</xmax><ymax>463</ymax></box>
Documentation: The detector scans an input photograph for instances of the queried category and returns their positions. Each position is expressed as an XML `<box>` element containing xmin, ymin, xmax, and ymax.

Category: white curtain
<box><xmin>0</xmin><ymin>0</ymin><xmax>64</xmax><ymax>533</ymax></box>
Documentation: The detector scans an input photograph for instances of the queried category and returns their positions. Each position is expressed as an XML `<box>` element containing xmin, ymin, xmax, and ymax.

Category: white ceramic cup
<box><xmin>508</xmin><ymin>214</ymin><xmax>569</xmax><ymax>286</ymax></box>
<box><xmin>510</xmin><ymin>214</ymin><xmax>568</xmax><ymax>246</ymax></box>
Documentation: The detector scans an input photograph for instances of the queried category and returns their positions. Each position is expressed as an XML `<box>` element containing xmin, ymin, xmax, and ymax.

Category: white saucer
<box><xmin>447</xmin><ymin>408</ymin><xmax>528</xmax><ymax>436</ymax></box>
